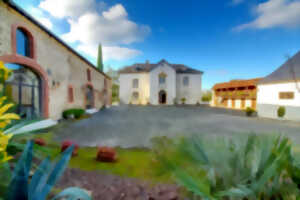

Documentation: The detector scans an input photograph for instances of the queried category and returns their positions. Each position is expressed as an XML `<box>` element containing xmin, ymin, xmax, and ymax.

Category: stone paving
<box><xmin>54</xmin><ymin>105</ymin><xmax>300</xmax><ymax>148</ymax></box>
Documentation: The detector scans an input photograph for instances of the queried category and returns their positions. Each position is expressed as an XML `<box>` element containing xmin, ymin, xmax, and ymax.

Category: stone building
<box><xmin>0</xmin><ymin>1</ymin><xmax>112</xmax><ymax>120</ymax></box>
<box><xmin>257</xmin><ymin>51</ymin><xmax>300</xmax><ymax>120</ymax></box>
<box><xmin>119</xmin><ymin>59</ymin><xmax>203</xmax><ymax>105</ymax></box>
<box><xmin>211</xmin><ymin>78</ymin><xmax>261</xmax><ymax>110</ymax></box>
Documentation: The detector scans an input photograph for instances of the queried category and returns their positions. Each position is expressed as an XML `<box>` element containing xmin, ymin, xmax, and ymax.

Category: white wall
<box><xmin>257</xmin><ymin>82</ymin><xmax>300</xmax><ymax>106</ymax></box>
<box><xmin>149</xmin><ymin>64</ymin><xmax>176</xmax><ymax>105</ymax></box>
<box><xmin>176</xmin><ymin>74</ymin><xmax>202</xmax><ymax>104</ymax></box>
<box><xmin>119</xmin><ymin>73</ymin><xmax>150</xmax><ymax>104</ymax></box>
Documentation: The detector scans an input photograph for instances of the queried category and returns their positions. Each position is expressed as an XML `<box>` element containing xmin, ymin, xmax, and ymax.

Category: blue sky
<box><xmin>13</xmin><ymin>0</ymin><xmax>300</xmax><ymax>89</ymax></box>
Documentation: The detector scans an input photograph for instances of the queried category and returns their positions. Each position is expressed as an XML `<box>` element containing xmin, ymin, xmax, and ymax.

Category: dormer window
<box><xmin>16</xmin><ymin>28</ymin><xmax>32</xmax><ymax>57</ymax></box>
<box><xmin>159</xmin><ymin>72</ymin><xmax>166</xmax><ymax>85</ymax></box>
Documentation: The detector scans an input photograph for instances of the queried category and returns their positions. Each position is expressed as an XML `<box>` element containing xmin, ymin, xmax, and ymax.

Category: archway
<box><xmin>85</xmin><ymin>85</ymin><xmax>94</xmax><ymax>109</ymax></box>
<box><xmin>4</xmin><ymin>63</ymin><xmax>42</xmax><ymax>119</ymax></box>
<box><xmin>158</xmin><ymin>90</ymin><xmax>167</xmax><ymax>104</ymax></box>
<box><xmin>0</xmin><ymin>56</ymin><xmax>49</xmax><ymax>118</ymax></box>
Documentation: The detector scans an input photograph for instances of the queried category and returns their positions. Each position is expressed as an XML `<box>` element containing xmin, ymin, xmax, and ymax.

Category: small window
<box><xmin>183</xmin><ymin>76</ymin><xmax>189</xmax><ymax>86</ymax></box>
<box><xmin>279</xmin><ymin>92</ymin><xmax>294</xmax><ymax>99</ymax></box>
<box><xmin>159</xmin><ymin>73</ymin><xmax>166</xmax><ymax>85</ymax></box>
<box><xmin>132</xmin><ymin>92</ymin><xmax>139</xmax><ymax>100</ymax></box>
<box><xmin>68</xmin><ymin>86</ymin><xmax>74</xmax><ymax>103</ymax></box>
<box><xmin>16</xmin><ymin>28</ymin><xmax>31</xmax><ymax>57</ymax></box>
<box><xmin>87</xmin><ymin>69</ymin><xmax>91</xmax><ymax>81</ymax></box>
<box><xmin>132</xmin><ymin>79</ymin><xmax>139</xmax><ymax>88</ymax></box>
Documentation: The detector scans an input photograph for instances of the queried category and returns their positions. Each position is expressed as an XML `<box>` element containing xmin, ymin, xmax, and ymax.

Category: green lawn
<box><xmin>21</xmin><ymin>132</ymin><xmax>174</xmax><ymax>183</ymax></box>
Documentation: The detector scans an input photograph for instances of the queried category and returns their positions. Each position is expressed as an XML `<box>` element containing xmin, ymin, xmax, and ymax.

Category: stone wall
<box><xmin>0</xmin><ymin>2</ymin><xmax>111</xmax><ymax>120</ymax></box>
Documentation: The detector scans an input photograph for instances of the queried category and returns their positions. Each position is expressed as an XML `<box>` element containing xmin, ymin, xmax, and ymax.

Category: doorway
<box><xmin>158</xmin><ymin>90</ymin><xmax>167</xmax><ymax>104</ymax></box>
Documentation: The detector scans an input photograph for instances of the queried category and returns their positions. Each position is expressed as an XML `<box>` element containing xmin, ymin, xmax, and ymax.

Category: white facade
<box><xmin>257</xmin><ymin>82</ymin><xmax>300</xmax><ymax>120</ymax></box>
<box><xmin>119</xmin><ymin>62</ymin><xmax>203</xmax><ymax>105</ymax></box>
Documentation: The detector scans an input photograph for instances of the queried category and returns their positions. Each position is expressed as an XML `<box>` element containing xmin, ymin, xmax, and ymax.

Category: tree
<box><xmin>97</xmin><ymin>44</ymin><xmax>104</xmax><ymax>72</ymax></box>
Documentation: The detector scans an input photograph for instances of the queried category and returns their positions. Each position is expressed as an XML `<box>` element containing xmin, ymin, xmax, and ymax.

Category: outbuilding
<box><xmin>257</xmin><ymin>51</ymin><xmax>300</xmax><ymax>120</ymax></box>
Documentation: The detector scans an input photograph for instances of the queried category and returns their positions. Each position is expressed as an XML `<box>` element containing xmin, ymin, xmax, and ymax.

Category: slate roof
<box><xmin>259</xmin><ymin>51</ymin><xmax>300</xmax><ymax>84</ymax></box>
<box><xmin>119</xmin><ymin>59</ymin><xmax>203</xmax><ymax>74</ymax></box>
<box><xmin>213</xmin><ymin>78</ymin><xmax>262</xmax><ymax>90</ymax></box>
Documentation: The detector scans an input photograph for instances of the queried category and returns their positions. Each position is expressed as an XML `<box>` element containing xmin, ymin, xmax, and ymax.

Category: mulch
<box><xmin>57</xmin><ymin>168</ymin><xmax>186</xmax><ymax>200</ymax></box>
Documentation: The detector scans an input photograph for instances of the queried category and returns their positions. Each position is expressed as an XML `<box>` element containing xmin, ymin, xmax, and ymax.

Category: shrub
<box><xmin>153</xmin><ymin>134</ymin><xmax>300</xmax><ymax>200</ymax></box>
<box><xmin>63</xmin><ymin>108</ymin><xmax>85</xmax><ymax>119</ymax></box>
<box><xmin>96</xmin><ymin>146</ymin><xmax>117</xmax><ymax>162</ymax></box>
<box><xmin>181</xmin><ymin>97</ymin><xmax>186</xmax><ymax>105</ymax></box>
<box><xmin>201</xmin><ymin>91</ymin><xmax>212</xmax><ymax>102</ymax></box>
<box><xmin>61</xmin><ymin>140</ymin><xmax>79</xmax><ymax>156</ymax></box>
<box><xmin>278</xmin><ymin>106</ymin><xmax>286</xmax><ymax>118</ymax></box>
<box><xmin>245</xmin><ymin>107</ymin><xmax>255</xmax><ymax>117</ymax></box>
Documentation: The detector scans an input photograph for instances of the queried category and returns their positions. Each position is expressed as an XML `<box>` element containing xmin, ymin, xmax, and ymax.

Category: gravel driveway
<box><xmin>54</xmin><ymin>105</ymin><xmax>300</xmax><ymax>148</ymax></box>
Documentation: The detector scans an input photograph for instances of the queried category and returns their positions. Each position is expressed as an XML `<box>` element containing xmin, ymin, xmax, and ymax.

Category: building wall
<box><xmin>0</xmin><ymin>2</ymin><xmax>111</xmax><ymax>120</ymax></box>
<box><xmin>176</xmin><ymin>74</ymin><xmax>202</xmax><ymax>104</ymax></box>
<box><xmin>149</xmin><ymin>64</ymin><xmax>176</xmax><ymax>105</ymax></box>
<box><xmin>119</xmin><ymin>73</ymin><xmax>150</xmax><ymax>104</ymax></box>
<box><xmin>257</xmin><ymin>82</ymin><xmax>300</xmax><ymax>120</ymax></box>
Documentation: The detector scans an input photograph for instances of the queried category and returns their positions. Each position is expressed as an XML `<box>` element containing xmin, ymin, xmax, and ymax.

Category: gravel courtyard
<box><xmin>55</xmin><ymin>105</ymin><xmax>300</xmax><ymax>148</ymax></box>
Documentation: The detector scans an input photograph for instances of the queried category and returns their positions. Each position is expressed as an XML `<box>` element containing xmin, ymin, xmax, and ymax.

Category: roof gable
<box><xmin>259</xmin><ymin>51</ymin><xmax>300</xmax><ymax>84</ymax></box>
<box><xmin>119</xmin><ymin>59</ymin><xmax>203</xmax><ymax>74</ymax></box>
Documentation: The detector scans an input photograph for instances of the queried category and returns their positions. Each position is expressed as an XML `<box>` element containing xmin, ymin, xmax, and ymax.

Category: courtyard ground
<box><xmin>53</xmin><ymin>105</ymin><xmax>300</xmax><ymax>148</ymax></box>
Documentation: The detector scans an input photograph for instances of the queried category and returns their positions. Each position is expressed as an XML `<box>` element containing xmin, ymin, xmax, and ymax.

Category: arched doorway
<box><xmin>158</xmin><ymin>90</ymin><xmax>167</xmax><ymax>104</ymax></box>
<box><xmin>85</xmin><ymin>85</ymin><xmax>94</xmax><ymax>109</ymax></box>
<box><xmin>4</xmin><ymin>63</ymin><xmax>42</xmax><ymax>119</ymax></box>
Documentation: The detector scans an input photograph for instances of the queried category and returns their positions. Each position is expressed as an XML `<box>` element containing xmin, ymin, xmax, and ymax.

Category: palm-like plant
<box><xmin>153</xmin><ymin>134</ymin><xmax>300</xmax><ymax>200</ymax></box>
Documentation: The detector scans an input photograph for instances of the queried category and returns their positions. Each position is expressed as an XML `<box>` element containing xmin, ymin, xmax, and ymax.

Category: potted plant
<box><xmin>277</xmin><ymin>106</ymin><xmax>286</xmax><ymax>118</ymax></box>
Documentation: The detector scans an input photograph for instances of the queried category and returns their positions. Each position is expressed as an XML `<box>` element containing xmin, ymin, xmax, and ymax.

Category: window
<box><xmin>4</xmin><ymin>63</ymin><xmax>41</xmax><ymax>119</ymax></box>
<box><xmin>16</xmin><ymin>28</ymin><xmax>31</xmax><ymax>57</ymax></box>
<box><xmin>279</xmin><ymin>92</ymin><xmax>294</xmax><ymax>99</ymax></box>
<box><xmin>183</xmin><ymin>76</ymin><xmax>189</xmax><ymax>86</ymax></box>
<box><xmin>159</xmin><ymin>73</ymin><xmax>166</xmax><ymax>85</ymax></box>
<box><xmin>68</xmin><ymin>86</ymin><xmax>74</xmax><ymax>103</ymax></box>
<box><xmin>87</xmin><ymin>69</ymin><xmax>91</xmax><ymax>82</ymax></box>
<box><xmin>132</xmin><ymin>92</ymin><xmax>139</xmax><ymax>100</ymax></box>
<box><xmin>132</xmin><ymin>79</ymin><xmax>139</xmax><ymax>88</ymax></box>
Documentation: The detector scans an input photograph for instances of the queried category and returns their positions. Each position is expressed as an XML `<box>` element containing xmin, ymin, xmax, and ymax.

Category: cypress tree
<box><xmin>97</xmin><ymin>44</ymin><xmax>104</xmax><ymax>72</ymax></box>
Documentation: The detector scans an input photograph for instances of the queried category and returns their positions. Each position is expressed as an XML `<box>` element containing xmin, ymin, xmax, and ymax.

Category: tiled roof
<box><xmin>119</xmin><ymin>59</ymin><xmax>203</xmax><ymax>74</ymax></box>
<box><xmin>259</xmin><ymin>51</ymin><xmax>300</xmax><ymax>84</ymax></box>
<box><xmin>213</xmin><ymin>78</ymin><xmax>262</xmax><ymax>90</ymax></box>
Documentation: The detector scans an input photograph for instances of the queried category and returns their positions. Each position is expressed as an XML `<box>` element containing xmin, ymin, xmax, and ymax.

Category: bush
<box><xmin>245</xmin><ymin>107</ymin><xmax>255</xmax><ymax>117</ymax></box>
<box><xmin>63</xmin><ymin>108</ymin><xmax>85</xmax><ymax>119</ymax></box>
<box><xmin>153</xmin><ymin>134</ymin><xmax>300</xmax><ymax>199</ymax></box>
<box><xmin>181</xmin><ymin>97</ymin><xmax>186</xmax><ymax>105</ymax></box>
<box><xmin>201</xmin><ymin>91</ymin><xmax>212</xmax><ymax>102</ymax></box>
<box><xmin>277</xmin><ymin>106</ymin><xmax>286</xmax><ymax>118</ymax></box>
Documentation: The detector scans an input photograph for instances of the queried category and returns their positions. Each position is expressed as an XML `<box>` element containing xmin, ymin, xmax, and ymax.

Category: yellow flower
<box><xmin>0</xmin><ymin>60</ymin><xmax>12</xmax><ymax>82</ymax></box>
<box><xmin>0</xmin><ymin>131</ymin><xmax>13</xmax><ymax>163</ymax></box>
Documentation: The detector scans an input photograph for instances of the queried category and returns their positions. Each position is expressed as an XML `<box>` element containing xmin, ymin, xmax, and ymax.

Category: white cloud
<box><xmin>39</xmin><ymin>0</ymin><xmax>102</xmax><ymax>19</ymax></box>
<box><xmin>77</xmin><ymin>44</ymin><xmax>141</xmax><ymax>61</ymax></box>
<box><xmin>39</xmin><ymin>0</ymin><xmax>149</xmax><ymax>61</ymax></box>
<box><xmin>231</xmin><ymin>0</ymin><xmax>244</xmax><ymax>5</ymax></box>
<box><xmin>37</xmin><ymin>17</ymin><xmax>53</xmax><ymax>29</ymax></box>
<box><xmin>235</xmin><ymin>0</ymin><xmax>300</xmax><ymax>31</ymax></box>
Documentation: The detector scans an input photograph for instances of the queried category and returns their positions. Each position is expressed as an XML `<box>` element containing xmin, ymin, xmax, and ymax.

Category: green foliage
<box><xmin>6</xmin><ymin>140</ymin><xmax>91</xmax><ymax>200</ymax></box>
<box><xmin>153</xmin><ymin>134</ymin><xmax>300</xmax><ymax>200</ymax></box>
<box><xmin>112</xmin><ymin>84</ymin><xmax>119</xmax><ymax>103</ymax></box>
<box><xmin>181</xmin><ymin>97</ymin><xmax>186</xmax><ymax>104</ymax></box>
<box><xmin>62</xmin><ymin>109</ymin><xmax>85</xmax><ymax>119</ymax></box>
<box><xmin>97</xmin><ymin>44</ymin><xmax>103</xmax><ymax>72</ymax></box>
<box><xmin>245</xmin><ymin>107</ymin><xmax>255</xmax><ymax>117</ymax></box>
<box><xmin>201</xmin><ymin>91</ymin><xmax>212</xmax><ymax>102</ymax></box>
<box><xmin>277</xmin><ymin>106</ymin><xmax>286</xmax><ymax>118</ymax></box>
